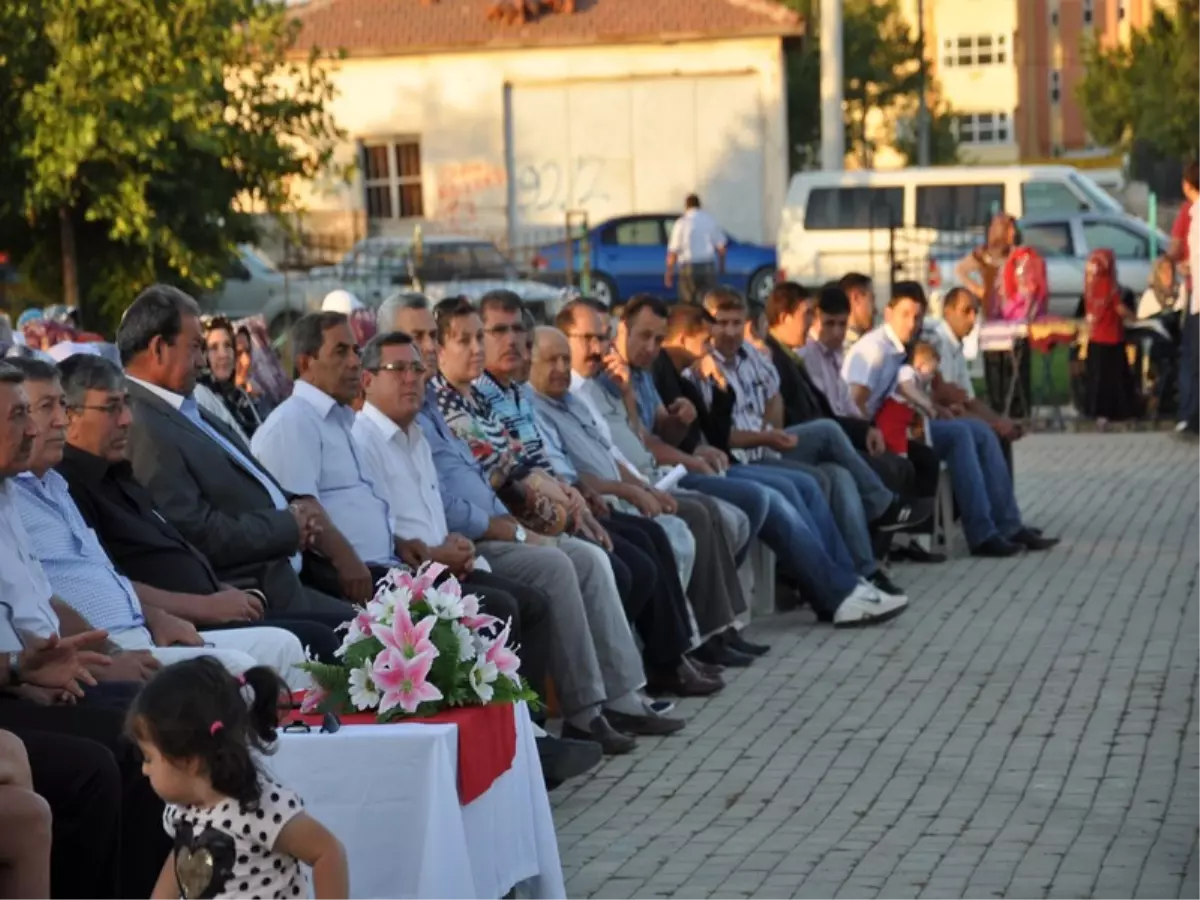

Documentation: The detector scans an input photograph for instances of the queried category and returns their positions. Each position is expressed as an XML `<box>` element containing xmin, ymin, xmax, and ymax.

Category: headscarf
<box><xmin>997</xmin><ymin>246</ymin><xmax>1048</xmax><ymax>322</ymax></box>
<box><xmin>1084</xmin><ymin>249</ymin><xmax>1119</xmax><ymax>318</ymax></box>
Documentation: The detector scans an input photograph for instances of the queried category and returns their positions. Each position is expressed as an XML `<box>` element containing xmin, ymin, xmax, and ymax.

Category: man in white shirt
<box><xmin>666</xmin><ymin>194</ymin><xmax>727</xmax><ymax>306</ymax></box>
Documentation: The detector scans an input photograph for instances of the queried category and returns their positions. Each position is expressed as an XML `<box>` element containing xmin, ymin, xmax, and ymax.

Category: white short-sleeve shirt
<box><xmin>668</xmin><ymin>209</ymin><xmax>727</xmax><ymax>264</ymax></box>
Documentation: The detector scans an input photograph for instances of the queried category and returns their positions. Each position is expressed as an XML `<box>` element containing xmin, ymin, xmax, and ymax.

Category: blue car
<box><xmin>530</xmin><ymin>213</ymin><xmax>778</xmax><ymax>308</ymax></box>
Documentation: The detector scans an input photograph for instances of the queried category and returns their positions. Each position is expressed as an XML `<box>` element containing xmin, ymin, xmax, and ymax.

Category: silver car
<box><xmin>310</xmin><ymin>235</ymin><xmax>565</xmax><ymax>322</ymax></box>
<box><xmin>198</xmin><ymin>245</ymin><xmax>317</xmax><ymax>339</ymax></box>
<box><xmin>928</xmin><ymin>212</ymin><xmax>1171</xmax><ymax>318</ymax></box>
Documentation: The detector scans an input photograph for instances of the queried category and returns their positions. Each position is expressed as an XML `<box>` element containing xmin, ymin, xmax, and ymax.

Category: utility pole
<box><xmin>916</xmin><ymin>0</ymin><xmax>931</xmax><ymax>166</ymax></box>
<box><xmin>819</xmin><ymin>0</ymin><xmax>844</xmax><ymax>170</ymax></box>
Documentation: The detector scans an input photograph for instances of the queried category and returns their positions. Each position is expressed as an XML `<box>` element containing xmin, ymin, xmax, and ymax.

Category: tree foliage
<box><xmin>0</xmin><ymin>0</ymin><xmax>346</xmax><ymax>328</ymax></box>
<box><xmin>1077</xmin><ymin>0</ymin><xmax>1199</xmax><ymax>160</ymax></box>
<box><xmin>783</xmin><ymin>0</ymin><xmax>958</xmax><ymax>169</ymax></box>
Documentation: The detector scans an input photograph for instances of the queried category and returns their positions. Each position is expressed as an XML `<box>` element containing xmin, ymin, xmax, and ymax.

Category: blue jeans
<box><xmin>928</xmin><ymin>417</ymin><xmax>1023</xmax><ymax>548</ymax></box>
<box><xmin>782</xmin><ymin>419</ymin><xmax>895</xmax><ymax>519</ymax></box>
<box><xmin>721</xmin><ymin>465</ymin><xmax>859</xmax><ymax>615</ymax></box>
<box><xmin>677</xmin><ymin>474</ymin><xmax>768</xmax><ymax>565</ymax></box>
<box><xmin>1180</xmin><ymin>312</ymin><xmax>1199</xmax><ymax>430</ymax></box>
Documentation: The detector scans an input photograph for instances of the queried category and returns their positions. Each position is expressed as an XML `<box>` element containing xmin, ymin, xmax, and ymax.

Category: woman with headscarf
<box><xmin>1078</xmin><ymin>249</ymin><xmax>1137</xmax><ymax>427</ymax></box>
<box><xmin>196</xmin><ymin>316</ymin><xmax>271</xmax><ymax>442</ymax></box>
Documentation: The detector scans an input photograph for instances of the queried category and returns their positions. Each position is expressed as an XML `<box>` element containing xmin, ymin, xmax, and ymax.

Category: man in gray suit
<box><xmin>118</xmin><ymin>285</ymin><xmax>361</xmax><ymax>620</ymax></box>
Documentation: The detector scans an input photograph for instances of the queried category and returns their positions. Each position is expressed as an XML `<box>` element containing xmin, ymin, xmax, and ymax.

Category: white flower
<box><xmin>469</xmin><ymin>658</ymin><xmax>499</xmax><ymax>703</ymax></box>
<box><xmin>426</xmin><ymin>587</ymin><xmax>465</xmax><ymax>621</ymax></box>
<box><xmin>451</xmin><ymin>622</ymin><xmax>477</xmax><ymax>662</ymax></box>
<box><xmin>347</xmin><ymin>665</ymin><xmax>381</xmax><ymax>710</ymax></box>
<box><xmin>365</xmin><ymin>598</ymin><xmax>394</xmax><ymax>627</ymax></box>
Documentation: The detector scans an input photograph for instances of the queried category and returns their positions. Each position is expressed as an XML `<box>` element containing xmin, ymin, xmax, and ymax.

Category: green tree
<box><xmin>783</xmin><ymin>0</ymin><xmax>957</xmax><ymax>169</ymax></box>
<box><xmin>0</xmin><ymin>0</ymin><xmax>346</xmax><ymax>328</ymax></box>
<box><xmin>1077</xmin><ymin>0</ymin><xmax>1199</xmax><ymax>160</ymax></box>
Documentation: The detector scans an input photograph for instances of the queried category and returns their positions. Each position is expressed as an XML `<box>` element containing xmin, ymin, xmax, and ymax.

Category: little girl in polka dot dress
<box><xmin>129</xmin><ymin>657</ymin><xmax>348</xmax><ymax>900</ymax></box>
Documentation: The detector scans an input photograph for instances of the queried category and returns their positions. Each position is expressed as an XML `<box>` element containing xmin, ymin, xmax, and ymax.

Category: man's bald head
<box><xmin>529</xmin><ymin>326</ymin><xmax>573</xmax><ymax>399</ymax></box>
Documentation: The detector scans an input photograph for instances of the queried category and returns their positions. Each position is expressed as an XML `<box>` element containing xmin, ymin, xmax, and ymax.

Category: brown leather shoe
<box><xmin>688</xmin><ymin>657</ymin><xmax>724</xmax><ymax>678</ymax></box>
<box><xmin>645</xmin><ymin>661</ymin><xmax>725</xmax><ymax>697</ymax></box>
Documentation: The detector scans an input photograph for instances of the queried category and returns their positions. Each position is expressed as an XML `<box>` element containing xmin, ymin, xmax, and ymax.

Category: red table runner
<box><xmin>289</xmin><ymin>694</ymin><xmax>517</xmax><ymax>805</ymax></box>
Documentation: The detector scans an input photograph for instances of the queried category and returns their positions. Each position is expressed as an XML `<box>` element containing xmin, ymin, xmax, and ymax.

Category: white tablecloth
<box><xmin>267</xmin><ymin>703</ymin><xmax>565</xmax><ymax>899</ymax></box>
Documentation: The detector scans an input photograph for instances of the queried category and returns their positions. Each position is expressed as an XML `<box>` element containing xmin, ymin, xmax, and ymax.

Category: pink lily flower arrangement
<box><xmin>299</xmin><ymin>563</ymin><xmax>537</xmax><ymax>721</ymax></box>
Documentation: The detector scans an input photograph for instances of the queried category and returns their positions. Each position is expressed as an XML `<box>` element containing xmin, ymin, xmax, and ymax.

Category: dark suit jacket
<box><xmin>650</xmin><ymin>351</ymin><xmax>736</xmax><ymax>455</ymax></box>
<box><xmin>124</xmin><ymin>379</ymin><xmax>319</xmax><ymax>611</ymax></box>
<box><xmin>57</xmin><ymin>444</ymin><xmax>223</xmax><ymax>596</ymax></box>
<box><xmin>764</xmin><ymin>334</ymin><xmax>871</xmax><ymax>448</ymax></box>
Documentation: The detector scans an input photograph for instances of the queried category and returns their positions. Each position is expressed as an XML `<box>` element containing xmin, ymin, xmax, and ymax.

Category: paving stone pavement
<box><xmin>550</xmin><ymin>434</ymin><xmax>1200</xmax><ymax>899</ymax></box>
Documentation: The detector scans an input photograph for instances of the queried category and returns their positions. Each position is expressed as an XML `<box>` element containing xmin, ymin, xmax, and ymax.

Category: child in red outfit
<box><xmin>876</xmin><ymin>342</ymin><xmax>941</xmax><ymax>455</ymax></box>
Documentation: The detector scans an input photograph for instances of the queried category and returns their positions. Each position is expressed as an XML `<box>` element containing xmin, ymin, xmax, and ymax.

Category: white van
<box><xmin>776</xmin><ymin>165</ymin><xmax>1125</xmax><ymax>286</ymax></box>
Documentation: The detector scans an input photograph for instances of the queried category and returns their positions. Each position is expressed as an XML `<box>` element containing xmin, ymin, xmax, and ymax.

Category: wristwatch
<box><xmin>513</xmin><ymin>524</ymin><xmax>527</xmax><ymax>544</ymax></box>
<box><xmin>5</xmin><ymin>651</ymin><xmax>21</xmax><ymax>687</ymax></box>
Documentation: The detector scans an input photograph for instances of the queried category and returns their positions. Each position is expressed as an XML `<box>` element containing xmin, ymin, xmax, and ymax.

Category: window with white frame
<box><xmin>1083</xmin><ymin>0</ymin><xmax>1094</xmax><ymax>24</ymax></box>
<box><xmin>360</xmin><ymin>138</ymin><xmax>424</xmax><ymax>221</ymax></box>
<box><xmin>942</xmin><ymin>33</ymin><xmax>1009</xmax><ymax>67</ymax></box>
<box><xmin>954</xmin><ymin>112</ymin><xmax>1012</xmax><ymax>145</ymax></box>
<box><xmin>1050</xmin><ymin>70</ymin><xmax>1061</xmax><ymax>103</ymax></box>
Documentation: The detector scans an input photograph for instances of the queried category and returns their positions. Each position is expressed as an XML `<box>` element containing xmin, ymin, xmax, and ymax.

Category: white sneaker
<box><xmin>1176</xmin><ymin>421</ymin><xmax>1189</xmax><ymax>433</ymax></box>
<box><xmin>833</xmin><ymin>580</ymin><xmax>909</xmax><ymax>628</ymax></box>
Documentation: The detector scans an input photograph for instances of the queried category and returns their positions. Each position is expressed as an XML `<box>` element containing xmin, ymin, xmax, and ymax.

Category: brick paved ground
<box><xmin>550</xmin><ymin>433</ymin><xmax>1200</xmax><ymax>899</ymax></box>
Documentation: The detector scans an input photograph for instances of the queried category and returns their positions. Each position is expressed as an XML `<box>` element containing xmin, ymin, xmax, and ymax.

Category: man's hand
<box><xmin>865</xmin><ymin>427</ymin><xmax>887</xmax><ymax>457</ymax></box>
<box><xmin>578</xmin><ymin>484</ymin><xmax>612</xmax><ymax>519</ymax></box>
<box><xmin>625</xmin><ymin>486</ymin><xmax>664</xmax><ymax>518</ymax></box>
<box><xmin>289</xmin><ymin>499</ymin><xmax>324</xmax><ymax>549</ymax></box>
<box><xmin>681</xmin><ymin>455</ymin><xmax>717</xmax><ymax>476</ymax></box>
<box><xmin>397</xmin><ymin>538</ymin><xmax>432</xmax><ymax>569</ymax></box>
<box><xmin>95</xmin><ymin>650</ymin><xmax>160</xmax><ymax>683</ymax></box>
<box><xmin>695</xmin><ymin>445</ymin><xmax>729</xmax><ymax>472</ymax></box>
<box><xmin>334</xmin><ymin>555</ymin><xmax>374</xmax><ymax>606</ymax></box>
<box><xmin>10</xmin><ymin>684</ymin><xmax>77</xmax><ymax>706</ymax></box>
<box><xmin>991</xmin><ymin>417</ymin><xmax>1018</xmax><ymax>441</ymax></box>
<box><xmin>933</xmin><ymin>403</ymin><xmax>956</xmax><ymax>420</ymax></box>
<box><xmin>602</xmin><ymin>351</ymin><xmax>633</xmax><ymax>395</ymax></box>
<box><xmin>430</xmin><ymin>535</ymin><xmax>475</xmax><ymax>577</ymax></box>
<box><xmin>577</xmin><ymin>510</ymin><xmax>613</xmax><ymax>551</ymax></box>
<box><xmin>147</xmin><ymin>611</ymin><xmax>204</xmax><ymax>648</ymax></box>
<box><xmin>18</xmin><ymin>630</ymin><xmax>110</xmax><ymax>697</ymax></box>
<box><xmin>664</xmin><ymin>270</ymin><xmax>674</xmax><ymax>289</ymax></box>
<box><xmin>648</xmin><ymin>487</ymin><xmax>678</xmax><ymax>514</ymax></box>
<box><xmin>763</xmin><ymin>430</ymin><xmax>799</xmax><ymax>451</ymax></box>
<box><xmin>696</xmin><ymin>355</ymin><xmax>728</xmax><ymax>390</ymax></box>
<box><xmin>667</xmin><ymin>397</ymin><xmax>697</xmax><ymax>425</ymax></box>
<box><xmin>202</xmin><ymin>589</ymin><xmax>265</xmax><ymax>625</ymax></box>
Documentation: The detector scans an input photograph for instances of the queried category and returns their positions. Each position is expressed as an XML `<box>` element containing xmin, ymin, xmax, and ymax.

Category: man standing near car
<box><xmin>666</xmin><ymin>194</ymin><xmax>726</xmax><ymax>306</ymax></box>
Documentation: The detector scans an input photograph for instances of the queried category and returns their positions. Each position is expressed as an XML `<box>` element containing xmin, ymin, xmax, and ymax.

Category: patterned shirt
<box><xmin>430</xmin><ymin>373</ymin><xmax>532</xmax><ymax>489</ymax></box>
<box><xmin>690</xmin><ymin>343</ymin><xmax>781</xmax><ymax>462</ymax></box>
<box><xmin>797</xmin><ymin>339</ymin><xmax>863</xmax><ymax>418</ymax></box>
<box><xmin>920</xmin><ymin>318</ymin><xmax>975</xmax><ymax>399</ymax></box>
<box><xmin>475</xmin><ymin>371</ymin><xmax>554</xmax><ymax>472</ymax></box>
<box><xmin>13</xmin><ymin>469</ymin><xmax>148</xmax><ymax>638</ymax></box>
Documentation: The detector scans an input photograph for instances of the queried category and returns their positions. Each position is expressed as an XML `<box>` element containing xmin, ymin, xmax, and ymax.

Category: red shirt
<box><xmin>1171</xmin><ymin>204</ymin><xmax>1191</xmax><ymax>260</ymax></box>
<box><xmin>1088</xmin><ymin>291</ymin><xmax>1126</xmax><ymax>345</ymax></box>
<box><xmin>875</xmin><ymin>398</ymin><xmax>914</xmax><ymax>455</ymax></box>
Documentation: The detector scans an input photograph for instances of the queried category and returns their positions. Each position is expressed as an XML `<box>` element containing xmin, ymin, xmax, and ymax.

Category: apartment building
<box><xmin>906</xmin><ymin>0</ymin><xmax>1175</xmax><ymax>163</ymax></box>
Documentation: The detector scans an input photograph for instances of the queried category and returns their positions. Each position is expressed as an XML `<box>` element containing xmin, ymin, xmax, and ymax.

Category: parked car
<box><xmin>925</xmin><ymin>212</ymin><xmax>1170</xmax><ymax>318</ymax></box>
<box><xmin>199</xmin><ymin>244</ymin><xmax>317</xmax><ymax>339</ymax></box>
<box><xmin>530</xmin><ymin>213</ymin><xmax>777</xmax><ymax>307</ymax></box>
<box><xmin>309</xmin><ymin>235</ymin><xmax>564</xmax><ymax>322</ymax></box>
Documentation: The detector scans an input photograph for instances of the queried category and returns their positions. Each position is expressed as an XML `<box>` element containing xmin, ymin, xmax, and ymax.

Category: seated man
<box><xmin>693</xmin><ymin>288</ymin><xmax>922</xmax><ymax>594</ymax></box>
<box><xmin>0</xmin><ymin>363</ymin><xmax>167</xmax><ymax>899</ymax></box>
<box><xmin>842</xmin><ymin>283</ymin><xmax>1057</xmax><ymax>558</ymax></box>
<box><xmin>53</xmin><ymin>354</ymin><xmax>341</xmax><ymax>663</ymax></box>
<box><xmin>428</xmin><ymin>299</ymin><xmax>720</xmax><ymax>719</ymax></box>
<box><xmin>839</xmin><ymin>272</ymin><xmax>878</xmax><ymax>348</ymax></box>
<box><xmin>9</xmin><ymin>358</ymin><xmax>309</xmax><ymax>688</ymax></box>
<box><xmin>380</xmin><ymin>300</ymin><xmax>691</xmax><ymax>750</ymax></box>
<box><xmin>118</xmin><ymin>284</ymin><xmax>359</xmax><ymax>613</ymax></box>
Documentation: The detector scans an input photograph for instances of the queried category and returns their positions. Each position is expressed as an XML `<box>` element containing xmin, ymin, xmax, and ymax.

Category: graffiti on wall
<box><xmin>435</xmin><ymin>160</ymin><xmax>507</xmax><ymax>224</ymax></box>
<box><xmin>514</xmin><ymin>157</ymin><xmax>610</xmax><ymax>216</ymax></box>
<box><xmin>433</xmin><ymin>156</ymin><xmax>614</xmax><ymax>225</ymax></box>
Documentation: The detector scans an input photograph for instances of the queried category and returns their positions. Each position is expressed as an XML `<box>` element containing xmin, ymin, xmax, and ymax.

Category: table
<box><xmin>266</xmin><ymin>703</ymin><xmax>565</xmax><ymax>899</ymax></box>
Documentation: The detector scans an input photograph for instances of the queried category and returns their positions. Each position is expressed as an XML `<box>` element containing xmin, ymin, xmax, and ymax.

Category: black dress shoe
<box><xmin>689</xmin><ymin>657</ymin><xmax>724</xmax><ymax>678</ymax></box>
<box><xmin>873</xmin><ymin>496</ymin><xmax>934</xmax><ymax>532</ymax></box>
<box><xmin>1009</xmin><ymin>528</ymin><xmax>1059</xmax><ymax>551</ymax></box>
<box><xmin>970</xmin><ymin>536</ymin><xmax>1023</xmax><ymax>558</ymax></box>
<box><xmin>723</xmin><ymin>630</ymin><xmax>769</xmax><ymax>656</ymax></box>
<box><xmin>690</xmin><ymin>639</ymin><xmax>754</xmax><ymax>668</ymax></box>
<box><xmin>603</xmin><ymin>708</ymin><xmax>687</xmax><ymax>736</ymax></box>
<box><xmin>561</xmin><ymin>715</ymin><xmax>636</xmax><ymax>755</ymax></box>
<box><xmin>891</xmin><ymin>541</ymin><xmax>947</xmax><ymax>564</ymax></box>
<box><xmin>646</xmin><ymin>661</ymin><xmax>724</xmax><ymax>697</ymax></box>
<box><xmin>868</xmin><ymin>569</ymin><xmax>905</xmax><ymax>597</ymax></box>
<box><xmin>537</xmin><ymin>735</ymin><xmax>602</xmax><ymax>789</ymax></box>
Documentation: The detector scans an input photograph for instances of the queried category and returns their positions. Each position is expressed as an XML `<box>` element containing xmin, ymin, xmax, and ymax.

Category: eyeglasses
<box><xmin>369</xmin><ymin>361</ymin><xmax>427</xmax><ymax>376</ymax></box>
<box><xmin>484</xmin><ymin>324</ymin><xmax>528</xmax><ymax>338</ymax></box>
<box><xmin>566</xmin><ymin>331</ymin><xmax>610</xmax><ymax>344</ymax></box>
<box><xmin>72</xmin><ymin>398</ymin><xmax>130</xmax><ymax>417</ymax></box>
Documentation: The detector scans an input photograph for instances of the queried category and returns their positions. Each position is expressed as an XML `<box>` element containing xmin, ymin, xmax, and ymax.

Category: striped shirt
<box><xmin>474</xmin><ymin>372</ymin><xmax>554</xmax><ymax>472</ymax></box>
<box><xmin>689</xmin><ymin>344</ymin><xmax>781</xmax><ymax>462</ymax></box>
<box><xmin>0</xmin><ymin>480</ymin><xmax>59</xmax><ymax>652</ymax></box>
<box><xmin>13</xmin><ymin>469</ymin><xmax>148</xmax><ymax>638</ymax></box>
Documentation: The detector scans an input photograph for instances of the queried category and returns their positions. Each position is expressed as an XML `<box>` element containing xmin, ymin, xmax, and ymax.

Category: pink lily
<box><xmin>410</xmin><ymin>561</ymin><xmax>447</xmax><ymax>598</ymax></box>
<box><xmin>371</xmin><ymin>605</ymin><xmax>438</xmax><ymax>660</ymax></box>
<box><xmin>460</xmin><ymin>591</ymin><xmax>498</xmax><ymax>632</ymax></box>
<box><xmin>299</xmin><ymin>685</ymin><xmax>328</xmax><ymax>714</ymax></box>
<box><xmin>373</xmin><ymin>648</ymin><xmax>443</xmax><ymax>715</ymax></box>
<box><xmin>484</xmin><ymin>620</ymin><xmax>522</xmax><ymax>685</ymax></box>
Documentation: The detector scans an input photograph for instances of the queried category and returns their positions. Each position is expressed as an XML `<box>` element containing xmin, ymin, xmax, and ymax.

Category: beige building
<box><xmin>880</xmin><ymin>0</ymin><xmax>1175</xmax><ymax>167</ymax></box>
<box><xmin>287</xmin><ymin>0</ymin><xmax>802</xmax><ymax>248</ymax></box>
